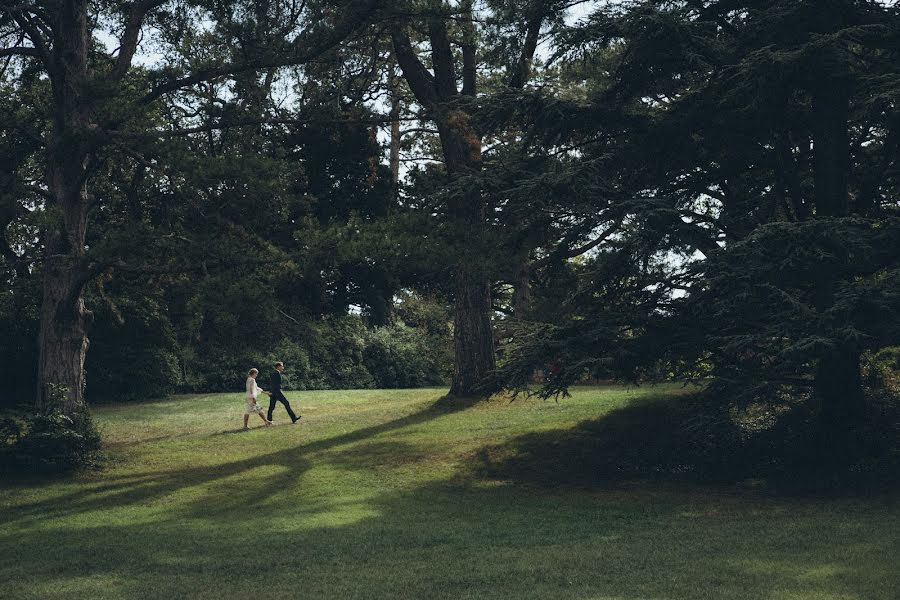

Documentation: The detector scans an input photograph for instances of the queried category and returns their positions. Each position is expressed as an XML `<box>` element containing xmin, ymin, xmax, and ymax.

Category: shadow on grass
<box><xmin>2</xmin><ymin>394</ymin><xmax>897</xmax><ymax>599</ymax></box>
<box><xmin>2</xmin><ymin>470</ymin><xmax>895</xmax><ymax>599</ymax></box>
<box><xmin>1</xmin><ymin>394</ymin><xmax>481</xmax><ymax>527</ymax></box>
<box><xmin>476</xmin><ymin>392</ymin><xmax>900</xmax><ymax>495</ymax></box>
<box><xmin>475</xmin><ymin>393</ymin><xmax>737</xmax><ymax>488</ymax></box>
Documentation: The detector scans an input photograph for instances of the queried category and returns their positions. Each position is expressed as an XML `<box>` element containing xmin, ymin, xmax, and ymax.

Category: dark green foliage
<box><xmin>85</xmin><ymin>282</ymin><xmax>184</xmax><ymax>402</ymax></box>
<box><xmin>674</xmin><ymin>217</ymin><xmax>900</xmax><ymax>397</ymax></box>
<box><xmin>1</xmin><ymin>385</ymin><xmax>102</xmax><ymax>473</ymax></box>
<box><xmin>1</xmin><ymin>410</ymin><xmax>103</xmax><ymax>474</ymax></box>
<box><xmin>88</xmin><ymin>315</ymin><xmax>451</xmax><ymax>398</ymax></box>
<box><xmin>479</xmin><ymin>0</ymin><xmax>900</xmax><ymax>479</ymax></box>
<box><xmin>364</xmin><ymin>324</ymin><xmax>451</xmax><ymax>388</ymax></box>
<box><xmin>0</xmin><ymin>278</ymin><xmax>39</xmax><ymax>406</ymax></box>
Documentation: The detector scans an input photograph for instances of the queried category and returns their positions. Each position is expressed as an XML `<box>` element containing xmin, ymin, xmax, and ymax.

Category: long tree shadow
<box><xmin>2</xmin><ymin>394</ymin><xmax>481</xmax><ymax>527</ymax></box>
<box><xmin>3</xmin><ymin>395</ymin><xmax>896</xmax><ymax>599</ymax></box>
<box><xmin>2</xmin><ymin>471</ymin><xmax>894</xmax><ymax>600</ymax></box>
<box><xmin>475</xmin><ymin>392</ymin><xmax>748</xmax><ymax>488</ymax></box>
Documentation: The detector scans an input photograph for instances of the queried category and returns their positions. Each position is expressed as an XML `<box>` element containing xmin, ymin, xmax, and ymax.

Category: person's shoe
<box><xmin>292</xmin><ymin>417</ymin><xmax>301</xmax><ymax>424</ymax></box>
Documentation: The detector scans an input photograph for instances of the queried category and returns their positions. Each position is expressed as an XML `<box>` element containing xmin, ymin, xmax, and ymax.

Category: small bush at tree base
<box><xmin>1</xmin><ymin>408</ymin><xmax>102</xmax><ymax>474</ymax></box>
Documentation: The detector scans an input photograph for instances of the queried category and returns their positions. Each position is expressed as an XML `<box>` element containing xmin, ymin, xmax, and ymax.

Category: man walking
<box><xmin>266</xmin><ymin>361</ymin><xmax>300</xmax><ymax>424</ymax></box>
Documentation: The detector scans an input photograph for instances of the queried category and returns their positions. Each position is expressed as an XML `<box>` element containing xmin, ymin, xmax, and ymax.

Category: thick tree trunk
<box><xmin>812</xmin><ymin>75</ymin><xmax>849</xmax><ymax>219</ymax></box>
<box><xmin>389</xmin><ymin>83</ymin><xmax>401</xmax><ymax>188</ymax></box>
<box><xmin>810</xmin><ymin>42</ymin><xmax>864</xmax><ymax>455</ymax></box>
<box><xmin>35</xmin><ymin>0</ymin><xmax>93</xmax><ymax>413</ymax></box>
<box><xmin>391</xmin><ymin>18</ymin><xmax>502</xmax><ymax>398</ymax></box>
<box><xmin>36</xmin><ymin>246</ymin><xmax>91</xmax><ymax>412</ymax></box>
<box><xmin>36</xmin><ymin>155</ymin><xmax>92</xmax><ymax>412</ymax></box>
<box><xmin>439</xmin><ymin>114</ymin><xmax>496</xmax><ymax>397</ymax></box>
<box><xmin>449</xmin><ymin>267</ymin><xmax>496</xmax><ymax>397</ymax></box>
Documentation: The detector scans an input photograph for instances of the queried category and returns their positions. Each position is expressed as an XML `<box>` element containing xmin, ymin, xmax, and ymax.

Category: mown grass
<box><xmin>1</xmin><ymin>385</ymin><xmax>897</xmax><ymax>599</ymax></box>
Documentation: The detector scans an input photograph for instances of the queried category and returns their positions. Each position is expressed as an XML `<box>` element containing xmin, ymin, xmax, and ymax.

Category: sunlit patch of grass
<box><xmin>1</xmin><ymin>385</ymin><xmax>897</xmax><ymax>600</ymax></box>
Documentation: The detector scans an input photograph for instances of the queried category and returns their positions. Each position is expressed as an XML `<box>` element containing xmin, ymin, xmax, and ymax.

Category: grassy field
<box><xmin>1</xmin><ymin>385</ymin><xmax>897</xmax><ymax>600</ymax></box>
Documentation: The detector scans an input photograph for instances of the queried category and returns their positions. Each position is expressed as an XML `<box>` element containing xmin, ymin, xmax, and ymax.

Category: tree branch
<box><xmin>112</xmin><ymin>0</ymin><xmax>168</xmax><ymax>81</ymax></box>
<box><xmin>0</xmin><ymin>46</ymin><xmax>40</xmax><ymax>58</ymax></box>
<box><xmin>390</xmin><ymin>24</ymin><xmax>438</xmax><ymax>107</ymax></box>
<box><xmin>109</xmin><ymin>114</ymin><xmax>423</xmax><ymax>139</ymax></box>
<box><xmin>508</xmin><ymin>5</ymin><xmax>544</xmax><ymax>89</ymax></box>
<box><xmin>460</xmin><ymin>0</ymin><xmax>476</xmax><ymax>96</ymax></box>
<box><xmin>534</xmin><ymin>219</ymin><xmax>621</xmax><ymax>267</ymax></box>
<box><xmin>141</xmin><ymin>0</ymin><xmax>383</xmax><ymax>104</ymax></box>
<box><xmin>8</xmin><ymin>10</ymin><xmax>52</xmax><ymax>70</ymax></box>
<box><xmin>427</xmin><ymin>0</ymin><xmax>457</xmax><ymax>98</ymax></box>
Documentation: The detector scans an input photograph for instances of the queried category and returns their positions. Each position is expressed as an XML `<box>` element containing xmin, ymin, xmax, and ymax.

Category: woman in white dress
<box><xmin>244</xmin><ymin>368</ymin><xmax>272</xmax><ymax>429</ymax></box>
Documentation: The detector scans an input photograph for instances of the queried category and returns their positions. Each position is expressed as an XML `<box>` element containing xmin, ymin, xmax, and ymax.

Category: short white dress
<box><xmin>245</xmin><ymin>377</ymin><xmax>265</xmax><ymax>415</ymax></box>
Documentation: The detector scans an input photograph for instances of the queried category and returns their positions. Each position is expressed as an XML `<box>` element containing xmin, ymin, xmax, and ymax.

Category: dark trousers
<box><xmin>267</xmin><ymin>392</ymin><xmax>298</xmax><ymax>423</ymax></box>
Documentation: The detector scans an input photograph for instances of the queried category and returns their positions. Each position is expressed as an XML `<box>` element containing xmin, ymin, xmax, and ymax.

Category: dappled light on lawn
<box><xmin>1</xmin><ymin>386</ymin><xmax>897</xmax><ymax>600</ymax></box>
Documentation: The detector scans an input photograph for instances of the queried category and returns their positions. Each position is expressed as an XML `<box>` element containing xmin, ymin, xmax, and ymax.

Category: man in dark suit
<box><xmin>266</xmin><ymin>361</ymin><xmax>300</xmax><ymax>424</ymax></box>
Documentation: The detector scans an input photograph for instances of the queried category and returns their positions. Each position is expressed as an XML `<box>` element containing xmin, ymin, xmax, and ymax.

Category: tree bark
<box><xmin>389</xmin><ymin>74</ymin><xmax>401</xmax><ymax>188</ymax></box>
<box><xmin>438</xmin><ymin>114</ymin><xmax>496</xmax><ymax>397</ymax></box>
<box><xmin>36</xmin><ymin>226</ymin><xmax>92</xmax><ymax>412</ymax></box>
<box><xmin>810</xmin><ymin>39</ymin><xmax>864</xmax><ymax>453</ymax></box>
<box><xmin>450</xmin><ymin>267</ymin><xmax>495</xmax><ymax>397</ymax></box>
<box><xmin>35</xmin><ymin>0</ymin><xmax>93</xmax><ymax>413</ymax></box>
<box><xmin>511</xmin><ymin>262</ymin><xmax>531</xmax><ymax>316</ymax></box>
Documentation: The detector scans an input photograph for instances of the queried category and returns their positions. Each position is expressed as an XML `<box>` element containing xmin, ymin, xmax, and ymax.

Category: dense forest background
<box><xmin>2</xmin><ymin>0</ymin><xmax>900</xmax><ymax>477</ymax></box>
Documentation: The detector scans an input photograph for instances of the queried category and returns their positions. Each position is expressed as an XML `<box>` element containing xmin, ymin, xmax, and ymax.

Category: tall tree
<box><xmin>387</xmin><ymin>0</ymin><xmax>567</xmax><ymax>396</ymax></box>
<box><xmin>487</xmin><ymin>0</ymin><xmax>900</xmax><ymax>461</ymax></box>
<box><xmin>0</xmin><ymin>0</ymin><xmax>383</xmax><ymax>413</ymax></box>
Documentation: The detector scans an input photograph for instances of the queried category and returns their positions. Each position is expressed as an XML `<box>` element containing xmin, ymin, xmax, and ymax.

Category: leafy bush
<box><xmin>1</xmin><ymin>385</ymin><xmax>102</xmax><ymax>474</ymax></box>
<box><xmin>3</xmin><ymin>409</ymin><xmax>103</xmax><ymax>473</ymax></box>
<box><xmin>364</xmin><ymin>324</ymin><xmax>449</xmax><ymax>388</ymax></box>
<box><xmin>261</xmin><ymin>338</ymin><xmax>316</xmax><ymax>390</ymax></box>
<box><xmin>86</xmin><ymin>290</ymin><xmax>183</xmax><ymax>402</ymax></box>
<box><xmin>307</xmin><ymin>316</ymin><xmax>377</xmax><ymax>389</ymax></box>
<box><xmin>245</xmin><ymin>317</ymin><xmax>450</xmax><ymax>392</ymax></box>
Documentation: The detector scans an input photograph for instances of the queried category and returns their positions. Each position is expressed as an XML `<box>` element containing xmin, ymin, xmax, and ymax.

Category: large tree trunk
<box><xmin>450</xmin><ymin>267</ymin><xmax>496</xmax><ymax>396</ymax></box>
<box><xmin>35</xmin><ymin>217</ymin><xmax>91</xmax><ymax>412</ymax></box>
<box><xmin>389</xmin><ymin>73</ymin><xmax>401</xmax><ymax>188</ymax></box>
<box><xmin>439</xmin><ymin>113</ymin><xmax>496</xmax><ymax>397</ymax></box>
<box><xmin>810</xmin><ymin>41</ymin><xmax>864</xmax><ymax>455</ymax></box>
<box><xmin>35</xmin><ymin>0</ymin><xmax>93</xmax><ymax>413</ymax></box>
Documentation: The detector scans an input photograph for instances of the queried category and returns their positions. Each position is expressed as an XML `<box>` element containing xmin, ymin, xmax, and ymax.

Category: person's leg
<box><xmin>257</xmin><ymin>412</ymin><xmax>271</xmax><ymax>426</ymax></box>
<box><xmin>267</xmin><ymin>394</ymin><xmax>278</xmax><ymax>422</ymax></box>
<box><xmin>278</xmin><ymin>396</ymin><xmax>299</xmax><ymax>423</ymax></box>
<box><xmin>243</xmin><ymin>414</ymin><xmax>250</xmax><ymax>429</ymax></box>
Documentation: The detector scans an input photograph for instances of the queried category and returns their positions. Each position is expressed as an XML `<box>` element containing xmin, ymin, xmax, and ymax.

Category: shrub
<box><xmin>364</xmin><ymin>324</ymin><xmax>449</xmax><ymax>388</ymax></box>
<box><xmin>1</xmin><ymin>384</ymin><xmax>103</xmax><ymax>474</ymax></box>
<box><xmin>4</xmin><ymin>409</ymin><xmax>103</xmax><ymax>473</ymax></box>
<box><xmin>261</xmin><ymin>339</ymin><xmax>317</xmax><ymax>390</ymax></box>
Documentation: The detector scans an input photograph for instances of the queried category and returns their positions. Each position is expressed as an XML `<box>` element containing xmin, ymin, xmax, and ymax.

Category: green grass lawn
<box><xmin>1</xmin><ymin>385</ymin><xmax>897</xmax><ymax>599</ymax></box>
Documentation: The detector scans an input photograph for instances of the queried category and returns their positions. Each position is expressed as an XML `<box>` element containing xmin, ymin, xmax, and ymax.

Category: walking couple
<box><xmin>244</xmin><ymin>361</ymin><xmax>301</xmax><ymax>429</ymax></box>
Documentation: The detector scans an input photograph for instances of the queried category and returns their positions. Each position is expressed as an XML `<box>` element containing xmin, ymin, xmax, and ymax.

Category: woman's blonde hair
<box><xmin>248</xmin><ymin>368</ymin><xmax>259</xmax><ymax>376</ymax></box>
